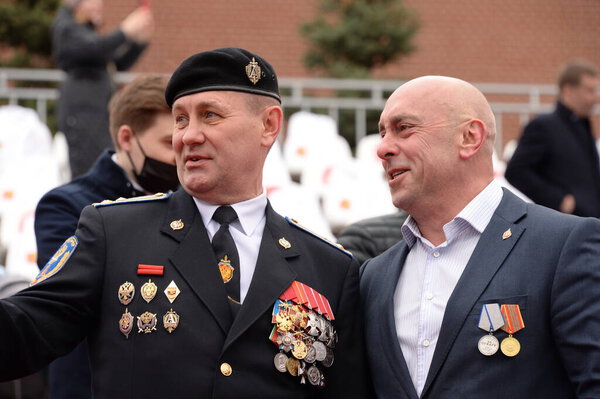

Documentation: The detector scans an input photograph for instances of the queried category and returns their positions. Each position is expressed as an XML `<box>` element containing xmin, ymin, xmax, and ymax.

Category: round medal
<box><xmin>477</xmin><ymin>334</ymin><xmax>499</xmax><ymax>356</ymax></box>
<box><xmin>322</xmin><ymin>348</ymin><xmax>334</xmax><ymax>368</ymax></box>
<box><xmin>307</xmin><ymin>365</ymin><xmax>321</xmax><ymax>386</ymax></box>
<box><xmin>304</xmin><ymin>344</ymin><xmax>317</xmax><ymax>363</ymax></box>
<box><xmin>286</xmin><ymin>357</ymin><xmax>300</xmax><ymax>376</ymax></box>
<box><xmin>274</xmin><ymin>352</ymin><xmax>288</xmax><ymax>373</ymax></box>
<box><xmin>292</xmin><ymin>339</ymin><xmax>308</xmax><ymax>360</ymax></box>
<box><xmin>313</xmin><ymin>341</ymin><xmax>327</xmax><ymax>362</ymax></box>
<box><xmin>500</xmin><ymin>335</ymin><xmax>521</xmax><ymax>357</ymax></box>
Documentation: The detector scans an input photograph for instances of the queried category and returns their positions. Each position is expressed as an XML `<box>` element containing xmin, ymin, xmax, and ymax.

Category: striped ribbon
<box><xmin>280</xmin><ymin>281</ymin><xmax>335</xmax><ymax>320</ymax></box>
<box><xmin>500</xmin><ymin>304</ymin><xmax>524</xmax><ymax>334</ymax></box>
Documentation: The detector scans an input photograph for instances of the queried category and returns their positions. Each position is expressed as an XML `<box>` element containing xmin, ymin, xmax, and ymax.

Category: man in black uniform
<box><xmin>34</xmin><ymin>73</ymin><xmax>177</xmax><ymax>399</ymax></box>
<box><xmin>0</xmin><ymin>48</ymin><xmax>367</xmax><ymax>399</ymax></box>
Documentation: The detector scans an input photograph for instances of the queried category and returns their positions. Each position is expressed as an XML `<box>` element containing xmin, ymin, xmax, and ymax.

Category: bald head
<box><xmin>377</xmin><ymin>76</ymin><xmax>497</xmax><ymax>234</ymax></box>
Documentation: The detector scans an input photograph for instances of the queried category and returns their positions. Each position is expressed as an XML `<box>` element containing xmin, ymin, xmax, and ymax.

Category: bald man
<box><xmin>360</xmin><ymin>76</ymin><xmax>600</xmax><ymax>399</ymax></box>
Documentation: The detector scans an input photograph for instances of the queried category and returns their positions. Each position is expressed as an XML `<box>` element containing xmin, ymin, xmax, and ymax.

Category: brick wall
<box><xmin>103</xmin><ymin>0</ymin><xmax>600</xmax><ymax>145</ymax></box>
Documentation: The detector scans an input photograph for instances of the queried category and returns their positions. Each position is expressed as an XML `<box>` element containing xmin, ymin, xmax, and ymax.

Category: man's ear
<box><xmin>459</xmin><ymin>119</ymin><xmax>486</xmax><ymax>159</ymax></box>
<box><xmin>116</xmin><ymin>125</ymin><xmax>134</xmax><ymax>152</ymax></box>
<box><xmin>261</xmin><ymin>106</ymin><xmax>283</xmax><ymax>147</ymax></box>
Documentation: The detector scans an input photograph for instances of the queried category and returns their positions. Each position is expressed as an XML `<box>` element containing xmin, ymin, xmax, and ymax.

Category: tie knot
<box><xmin>213</xmin><ymin>205</ymin><xmax>238</xmax><ymax>225</ymax></box>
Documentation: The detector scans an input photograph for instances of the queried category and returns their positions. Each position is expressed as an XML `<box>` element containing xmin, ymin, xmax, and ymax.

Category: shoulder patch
<box><xmin>93</xmin><ymin>192</ymin><xmax>170</xmax><ymax>207</ymax></box>
<box><xmin>31</xmin><ymin>236</ymin><xmax>78</xmax><ymax>286</ymax></box>
<box><xmin>285</xmin><ymin>217</ymin><xmax>352</xmax><ymax>258</ymax></box>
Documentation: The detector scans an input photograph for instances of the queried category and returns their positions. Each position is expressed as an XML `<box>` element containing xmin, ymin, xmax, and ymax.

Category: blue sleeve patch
<box><xmin>31</xmin><ymin>236</ymin><xmax>78</xmax><ymax>286</ymax></box>
<box><xmin>285</xmin><ymin>217</ymin><xmax>353</xmax><ymax>258</ymax></box>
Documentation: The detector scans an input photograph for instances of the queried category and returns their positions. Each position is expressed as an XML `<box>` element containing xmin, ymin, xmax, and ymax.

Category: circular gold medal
<box><xmin>500</xmin><ymin>335</ymin><xmax>521</xmax><ymax>357</ymax></box>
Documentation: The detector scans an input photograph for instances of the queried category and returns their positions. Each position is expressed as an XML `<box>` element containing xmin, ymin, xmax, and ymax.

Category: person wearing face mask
<box><xmin>52</xmin><ymin>0</ymin><xmax>154</xmax><ymax>179</ymax></box>
<box><xmin>32</xmin><ymin>73</ymin><xmax>177</xmax><ymax>399</ymax></box>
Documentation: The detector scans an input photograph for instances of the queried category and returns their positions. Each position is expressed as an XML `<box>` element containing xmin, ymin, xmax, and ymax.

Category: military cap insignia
<box><xmin>246</xmin><ymin>57</ymin><xmax>262</xmax><ymax>85</ymax></box>
<box><xmin>31</xmin><ymin>236</ymin><xmax>78</xmax><ymax>286</ymax></box>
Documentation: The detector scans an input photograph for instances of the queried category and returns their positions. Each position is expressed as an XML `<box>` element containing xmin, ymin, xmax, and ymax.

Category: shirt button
<box><xmin>423</xmin><ymin>339</ymin><xmax>431</xmax><ymax>347</ymax></box>
<box><xmin>426</xmin><ymin>293</ymin><xmax>434</xmax><ymax>301</ymax></box>
<box><xmin>433</xmin><ymin>251</ymin><xmax>440</xmax><ymax>258</ymax></box>
<box><xmin>220</xmin><ymin>362</ymin><xmax>232</xmax><ymax>376</ymax></box>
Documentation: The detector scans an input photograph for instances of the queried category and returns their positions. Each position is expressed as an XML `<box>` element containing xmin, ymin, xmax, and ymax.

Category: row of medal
<box><xmin>477</xmin><ymin>303</ymin><xmax>524</xmax><ymax>357</ymax></box>
<box><xmin>270</xmin><ymin>299</ymin><xmax>337</xmax><ymax>387</ymax></box>
<box><xmin>117</xmin><ymin>279</ymin><xmax>182</xmax><ymax>338</ymax></box>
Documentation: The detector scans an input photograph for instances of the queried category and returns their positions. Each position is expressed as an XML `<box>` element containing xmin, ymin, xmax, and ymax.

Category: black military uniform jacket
<box><xmin>0</xmin><ymin>189</ymin><xmax>367</xmax><ymax>399</ymax></box>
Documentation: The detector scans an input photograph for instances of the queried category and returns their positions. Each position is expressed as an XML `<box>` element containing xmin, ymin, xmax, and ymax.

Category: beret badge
<box><xmin>246</xmin><ymin>57</ymin><xmax>262</xmax><ymax>85</ymax></box>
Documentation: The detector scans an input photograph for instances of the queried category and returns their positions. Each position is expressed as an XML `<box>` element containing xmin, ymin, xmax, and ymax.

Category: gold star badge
<box><xmin>502</xmin><ymin>229</ymin><xmax>512</xmax><ymax>240</ymax></box>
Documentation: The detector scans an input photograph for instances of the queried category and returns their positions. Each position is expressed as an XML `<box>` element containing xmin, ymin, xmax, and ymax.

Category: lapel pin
<box><xmin>170</xmin><ymin>219</ymin><xmax>184</xmax><ymax>230</ymax></box>
<box><xmin>502</xmin><ymin>229</ymin><xmax>512</xmax><ymax>240</ymax></box>
<box><xmin>279</xmin><ymin>237</ymin><xmax>291</xmax><ymax>249</ymax></box>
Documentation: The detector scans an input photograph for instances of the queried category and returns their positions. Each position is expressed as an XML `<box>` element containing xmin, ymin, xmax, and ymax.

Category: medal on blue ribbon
<box><xmin>477</xmin><ymin>303</ymin><xmax>505</xmax><ymax>356</ymax></box>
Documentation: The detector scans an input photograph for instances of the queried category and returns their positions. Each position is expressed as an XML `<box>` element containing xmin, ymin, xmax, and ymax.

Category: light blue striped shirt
<box><xmin>394</xmin><ymin>180</ymin><xmax>503</xmax><ymax>396</ymax></box>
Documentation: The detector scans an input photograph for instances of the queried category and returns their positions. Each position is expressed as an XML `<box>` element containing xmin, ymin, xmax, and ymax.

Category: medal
<box><xmin>307</xmin><ymin>365</ymin><xmax>321</xmax><ymax>386</ymax></box>
<box><xmin>164</xmin><ymin>280</ymin><xmax>180</xmax><ymax>303</ymax></box>
<box><xmin>274</xmin><ymin>352</ymin><xmax>288</xmax><ymax>373</ymax></box>
<box><xmin>321</xmin><ymin>348</ymin><xmax>334</xmax><ymax>368</ymax></box>
<box><xmin>292</xmin><ymin>339</ymin><xmax>308</xmax><ymax>360</ymax></box>
<box><xmin>286</xmin><ymin>357</ymin><xmax>300</xmax><ymax>376</ymax></box>
<box><xmin>141</xmin><ymin>279</ymin><xmax>158</xmax><ymax>303</ymax></box>
<box><xmin>137</xmin><ymin>311</ymin><xmax>157</xmax><ymax>334</ymax></box>
<box><xmin>304</xmin><ymin>344</ymin><xmax>317</xmax><ymax>363</ymax></box>
<box><xmin>500</xmin><ymin>304</ymin><xmax>525</xmax><ymax>357</ymax></box>
<box><xmin>477</xmin><ymin>303</ymin><xmax>504</xmax><ymax>356</ymax></box>
<box><xmin>312</xmin><ymin>341</ymin><xmax>327</xmax><ymax>362</ymax></box>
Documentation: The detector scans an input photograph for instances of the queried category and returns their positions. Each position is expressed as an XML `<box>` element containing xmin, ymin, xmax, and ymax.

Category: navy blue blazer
<box><xmin>505</xmin><ymin>101</ymin><xmax>600</xmax><ymax>217</ymax></box>
<box><xmin>361</xmin><ymin>189</ymin><xmax>600</xmax><ymax>399</ymax></box>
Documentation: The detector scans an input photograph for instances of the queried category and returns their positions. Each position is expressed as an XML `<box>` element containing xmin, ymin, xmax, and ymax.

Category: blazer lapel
<box><xmin>223</xmin><ymin>203</ymin><xmax>299</xmax><ymax>350</ymax></box>
<box><xmin>377</xmin><ymin>243</ymin><xmax>420</xmax><ymax>399</ymax></box>
<box><xmin>161</xmin><ymin>190</ymin><xmax>233</xmax><ymax>334</ymax></box>
<box><xmin>421</xmin><ymin>190</ymin><xmax>527</xmax><ymax>397</ymax></box>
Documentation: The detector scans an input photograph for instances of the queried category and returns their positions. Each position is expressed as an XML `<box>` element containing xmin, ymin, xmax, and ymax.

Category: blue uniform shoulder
<box><xmin>285</xmin><ymin>216</ymin><xmax>352</xmax><ymax>258</ymax></box>
<box><xmin>93</xmin><ymin>192</ymin><xmax>170</xmax><ymax>207</ymax></box>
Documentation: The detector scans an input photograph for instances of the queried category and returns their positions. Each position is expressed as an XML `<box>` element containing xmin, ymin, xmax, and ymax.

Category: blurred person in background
<box><xmin>34</xmin><ymin>73</ymin><xmax>177</xmax><ymax>399</ymax></box>
<box><xmin>505</xmin><ymin>60</ymin><xmax>600</xmax><ymax>217</ymax></box>
<box><xmin>52</xmin><ymin>0</ymin><xmax>154</xmax><ymax>179</ymax></box>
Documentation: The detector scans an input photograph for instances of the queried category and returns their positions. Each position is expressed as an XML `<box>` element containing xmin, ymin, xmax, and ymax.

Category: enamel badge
<box><xmin>119</xmin><ymin>308</ymin><xmax>134</xmax><ymax>338</ymax></box>
<box><xmin>137</xmin><ymin>311</ymin><xmax>157</xmax><ymax>334</ymax></box>
<box><xmin>163</xmin><ymin>309</ymin><xmax>180</xmax><ymax>333</ymax></box>
<box><xmin>218</xmin><ymin>255</ymin><xmax>235</xmax><ymax>283</ymax></box>
<box><xmin>141</xmin><ymin>279</ymin><xmax>158</xmax><ymax>303</ymax></box>
<box><xmin>118</xmin><ymin>281</ymin><xmax>135</xmax><ymax>306</ymax></box>
<box><xmin>164</xmin><ymin>280</ymin><xmax>180</xmax><ymax>303</ymax></box>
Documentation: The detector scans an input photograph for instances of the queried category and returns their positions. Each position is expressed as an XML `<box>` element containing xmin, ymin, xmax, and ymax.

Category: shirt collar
<box><xmin>401</xmin><ymin>180</ymin><xmax>504</xmax><ymax>247</ymax></box>
<box><xmin>193</xmin><ymin>192</ymin><xmax>268</xmax><ymax>236</ymax></box>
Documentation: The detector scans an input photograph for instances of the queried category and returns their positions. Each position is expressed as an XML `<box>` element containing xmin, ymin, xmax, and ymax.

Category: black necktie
<box><xmin>211</xmin><ymin>206</ymin><xmax>241</xmax><ymax>314</ymax></box>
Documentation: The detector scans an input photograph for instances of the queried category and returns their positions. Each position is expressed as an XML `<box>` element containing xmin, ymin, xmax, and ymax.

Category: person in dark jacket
<box><xmin>337</xmin><ymin>211</ymin><xmax>408</xmax><ymax>265</ymax></box>
<box><xmin>505</xmin><ymin>60</ymin><xmax>600</xmax><ymax>217</ymax></box>
<box><xmin>33</xmin><ymin>73</ymin><xmax>177</xmax><ymax>399</ymax></box>
<box><xmin>1</xmin><ymin>48</ymin><xmax>368</xmax><ymax>399</ymax></box>
<box><xmin>52</xmin><ymin>0</ymin><xmax>154</xmax><ymax>178</ymax></box>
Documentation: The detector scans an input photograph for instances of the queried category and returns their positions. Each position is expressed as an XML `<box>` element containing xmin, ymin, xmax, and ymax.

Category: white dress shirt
<box><xmin>193</xmin><ymin>192</ymin><xmax>267</xmax><ymax>303</ymax></box>
<box><xmin>394</xmin><ymin>180</ymin><xmax>503</xmax><ymax>395</ymax></box>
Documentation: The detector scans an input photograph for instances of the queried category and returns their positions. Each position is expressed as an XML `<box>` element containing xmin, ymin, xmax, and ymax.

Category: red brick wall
<box><xmin>103</xmin><ymin>0</ymin><xmax>600</xmax><ymax>145</ymax></box>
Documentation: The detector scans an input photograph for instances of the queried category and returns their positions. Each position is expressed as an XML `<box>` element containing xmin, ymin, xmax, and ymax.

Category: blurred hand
<box><xmin>120</xmin><ymin>6</ymin><xmax>154</xmax><ymax>44</ymax></box>
<box><xmin>560</xmin><ymin>194</ymin><xmax>576</xmax><ymax>214</ymax></box>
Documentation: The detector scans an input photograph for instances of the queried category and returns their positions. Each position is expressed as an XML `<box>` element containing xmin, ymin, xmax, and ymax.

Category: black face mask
<box><xmin>127</xmin><ymin>134</ymin><xmax>179</xmax><ymax>193</ymax></box>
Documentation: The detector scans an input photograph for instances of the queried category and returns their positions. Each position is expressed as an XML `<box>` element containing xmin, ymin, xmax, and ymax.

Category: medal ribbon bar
<box><xmin>478</xmin><ymin>303</ymin><xmax>505</xmax><ymax>332</ymax></box>
<box><xmin>500</xmin><ymin>304</ymin><xmax>524</xmax><ymax>334</ymax></box>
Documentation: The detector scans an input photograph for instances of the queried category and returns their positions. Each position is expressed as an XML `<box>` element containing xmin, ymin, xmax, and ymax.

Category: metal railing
<box><xmin>0</xmin><ymin>67</ymin><xmax>577</xmax><ymax>151</ymax></box>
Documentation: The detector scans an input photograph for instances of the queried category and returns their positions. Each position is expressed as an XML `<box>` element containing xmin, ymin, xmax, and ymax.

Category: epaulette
<box><xmin>285</xmin><ymin>216</ymin><xmax>352</xmax><ymax>258</ymax></box>
<box><xmin>93</xmin><ymin>192</ymin><xmax>170</xmax><ymax>207</ymax></box>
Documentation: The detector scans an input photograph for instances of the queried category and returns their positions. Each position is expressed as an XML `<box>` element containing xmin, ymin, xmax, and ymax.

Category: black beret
<box><xmin>165</xmin><ymin>47</ymin><xmax>281</xmax><ymax>107</ymax></box>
